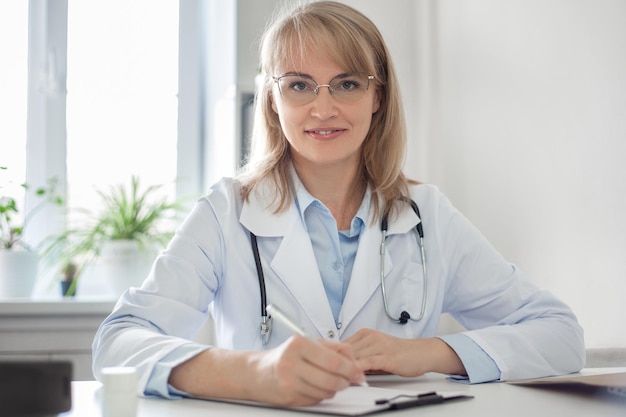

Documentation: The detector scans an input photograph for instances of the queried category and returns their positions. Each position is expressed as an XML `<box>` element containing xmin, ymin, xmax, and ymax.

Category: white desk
<box><xmin>61</xmin><ymin>368</ymin><xmax>625</xmax><ymax>416</ymax></box>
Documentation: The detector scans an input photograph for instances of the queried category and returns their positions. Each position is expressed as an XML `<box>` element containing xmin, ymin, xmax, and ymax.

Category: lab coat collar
<box><xmin>384</xmin><ymin>198</ymin><xmax>422</xmax><ymax>236</ymax></box>
<box><xmin>239</xmin><ymin>177</ymin><xmax>296</xmax><ymax>236</ymax></box>
<box><xmin>238</xmin><ymin>174</ymin><xmax>422</xmax><ymax>335</ymax></box>
<box><xmin>240</xmin><ymin>167</ymin><xmax>407</xmax><ymax>236</ymax></box>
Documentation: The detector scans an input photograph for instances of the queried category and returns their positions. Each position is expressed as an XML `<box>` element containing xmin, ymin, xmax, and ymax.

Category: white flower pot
<box><xmin>0</xmin><ymin>250</ymin><xmax>39</xmax><ymax>298</ymax></box>
<box><xmin>97</xmin><ymin>240</ymin><xmax>156</xmax><ymax>297</ymax></box>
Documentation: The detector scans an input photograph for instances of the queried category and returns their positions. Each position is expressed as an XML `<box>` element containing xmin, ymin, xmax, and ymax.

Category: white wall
<box><xmin>423</xmin><ymin>0</ymin><xmax>626</xmax><ymax>348</ymax></box>
<box><xmin>236</xmin><ymin>0</ymin><xmax>626</xmax><ymax>349</ymax></box>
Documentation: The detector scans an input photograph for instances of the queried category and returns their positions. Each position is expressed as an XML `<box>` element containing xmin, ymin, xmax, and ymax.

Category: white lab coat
<box><xmin>93</xmin><ymin>177</ymin><xmax>584</xmax><ymax>393</ymax></box>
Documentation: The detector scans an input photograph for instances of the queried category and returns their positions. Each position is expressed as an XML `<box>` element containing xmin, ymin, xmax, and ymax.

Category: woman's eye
<box><xmin>290</xmin><ymin>80</ymin><xmax>312</xmax><ymax>92</ymax></box>
<box><xmin>337</xmin><ymin>80</ymin><xmax>359</xmax><ymax>91</ymax></box>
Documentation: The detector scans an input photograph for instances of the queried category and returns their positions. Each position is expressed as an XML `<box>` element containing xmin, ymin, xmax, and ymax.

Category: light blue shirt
<box><xmin>294</xmin><ymin>181</ymin><xmax>367</xmax><ymax>324</ymax></box>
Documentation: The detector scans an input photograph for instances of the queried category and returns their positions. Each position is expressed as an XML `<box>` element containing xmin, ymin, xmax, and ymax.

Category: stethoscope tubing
<box><xmin>250</xmin><ymin>232</ymin><xmax>272</xmax><ymax>344</ymax></box>
<box><xmin>380</xmin><ymin>199</ymin><xmax>427</xmax><ymax>323</ymax></box>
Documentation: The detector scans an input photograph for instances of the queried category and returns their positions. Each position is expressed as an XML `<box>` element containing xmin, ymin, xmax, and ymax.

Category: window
<box><xmin>8</xmin><ymin>0</ymin><xmax>194</xmax><ymax>296</ymax></box>
<box><xmin>4</xmin><ymin>0</ymin><xmax>240</xmax><ymax>297</ymax></box>
<box><xmin>65</xmin><ymin>0</ymin><xmax>179</xmax><ymax>220</ymax></box>
<box><xmin>0</xmin><ymin>1</ymin><xmax>29</xmax><ymax>216</ymax></box>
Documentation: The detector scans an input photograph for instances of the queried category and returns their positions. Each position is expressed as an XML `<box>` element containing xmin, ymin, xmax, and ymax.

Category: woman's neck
<box><xmin>293</xmin><ymin>160</ymin><xmax>366</xmax><ymax>230</ymax></box>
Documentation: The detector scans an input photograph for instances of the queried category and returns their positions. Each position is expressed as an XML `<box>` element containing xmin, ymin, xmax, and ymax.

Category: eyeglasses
<box><xmin>272</xmin><ymin>72</ymin><xmax>375</xmax><ymax>105</ymax></box>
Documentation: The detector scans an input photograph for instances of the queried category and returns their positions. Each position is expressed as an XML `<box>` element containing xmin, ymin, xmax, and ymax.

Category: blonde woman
<box><xmin>93</xmin><ymin>1</ymin><xmax>584</xmax><ymax>406</ymax></box>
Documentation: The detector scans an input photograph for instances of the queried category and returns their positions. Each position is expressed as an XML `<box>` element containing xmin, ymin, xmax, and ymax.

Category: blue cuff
<box><xmin>437</xmin><ymin>334</ymin><xmax>501</xmax><ymax>383</ymax></box>
<box><xmin>144</xmin><ymin>344</ymin><xmax>210</xmax><ymax>398</ymax></box>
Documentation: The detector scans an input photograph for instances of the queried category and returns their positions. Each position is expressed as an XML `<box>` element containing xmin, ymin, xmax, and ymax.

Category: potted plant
<box><xmin>0</xmin><ymin>167</ymin><xmax>62</xmax><ymax>298</ymax></box>
<box><xmin>45</xmin><ymin>176</ymin><xmax>182</xmax><ymax>297</ymax></box>
<box><xmin>59</xmin><ymin>261</ymin><xmax>79</xmax><ymax>297</ymax></box>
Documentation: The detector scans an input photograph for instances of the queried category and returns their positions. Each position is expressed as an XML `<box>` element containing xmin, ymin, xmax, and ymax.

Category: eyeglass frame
<box><xmin>271</xmin><ymin>72</ymin><xmax>376</xmax><ymax>104</ymax></box>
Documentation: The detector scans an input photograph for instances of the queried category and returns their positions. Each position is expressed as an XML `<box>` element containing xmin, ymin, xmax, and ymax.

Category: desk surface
<box><xmin>62</xmin><ymin>368</ymin><xmax>626</xmax><ymax>417</ymax></box>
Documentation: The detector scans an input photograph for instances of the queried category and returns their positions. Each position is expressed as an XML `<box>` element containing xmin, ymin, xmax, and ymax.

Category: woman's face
<box><xmin>270</xmin><ymin>46</ymin><xmax>380</xmax><ymax>173</ymax></box>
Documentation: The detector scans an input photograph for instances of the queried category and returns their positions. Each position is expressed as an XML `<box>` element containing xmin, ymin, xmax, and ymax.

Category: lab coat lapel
<box><xmin>271</xmin><ymin>220</ymin><xmax>336</xmax><ymax>332</ymax></box>
<box><xmin>340</xmin><ymin>222</ymin><xmax>385</xmax><ymax>327</ymax></box>
<box><xmin>240</xmin><ymin>184</ymin><xmax>335</xmax><ymax>334</ymax></box>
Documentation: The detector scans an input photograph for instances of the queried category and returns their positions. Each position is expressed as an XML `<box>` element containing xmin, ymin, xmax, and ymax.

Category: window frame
<box><xmin>23</xmin><ymin>0</ymin><xmax>234</xmax><ymax>251</ymax></box>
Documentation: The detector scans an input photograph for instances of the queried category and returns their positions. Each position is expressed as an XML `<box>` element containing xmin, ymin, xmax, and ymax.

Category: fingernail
<box><xmin>354</xmin><ymin>373</ymin><xmax>369</xmax><ymax>387</ymax></box>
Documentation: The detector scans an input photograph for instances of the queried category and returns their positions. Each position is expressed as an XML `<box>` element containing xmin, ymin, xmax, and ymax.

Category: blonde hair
<box><xmin>238</xmin><ymin>0</ymin><xmax>412</xmax><ymax>221</ymax></box>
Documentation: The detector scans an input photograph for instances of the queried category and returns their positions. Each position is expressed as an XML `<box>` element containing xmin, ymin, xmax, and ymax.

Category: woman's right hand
<box><xmin>168</xmin><ymin>335</ymin><xmax>366</xmax><ymax>406</ymax></box>
<box><xmin>247</xmin><ymin>335</ymin><xmax>366</xmax><ymax>405</ymax></box>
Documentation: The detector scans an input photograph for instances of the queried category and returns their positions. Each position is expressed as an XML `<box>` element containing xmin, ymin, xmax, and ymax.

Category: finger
<box><xmin>343</xmin><ymin>331</ymin><xmax>397</xmax><ymax>374</ymax></box>
<box><xmin>269</xmin><ymin>338</ymin><xmax>348</xmax><ymax>406</ymax></box>
<box><xmin>344</xmin><ymin>330</ymin><xmax>381</xmax><ymax>358</ymax></box>
<box><xmin>297</xmin><ymin>358</ymin><xmax>352</xmax><ymax>395</ymax></box>
<box><xmin>355</xmin><ymin>352</ymin><xmax>387</xmax><ymax>374</ymax></box>
<box><xmin>292</xmin><ymin>374</ymin><xmax>342</xmax><ymax>405</ymax></box>
<box><xmin>319</xmin><ymin>339</ymin><xmax>356</xmax><ymax>361</ymax></box>
<box><xmin>343</xmin><ymin>328</ymin><xmax>368</xmax><ymax>345</ymax></box>
<box><xmin>274</xmin><ymin>374</ymin><xmax>337</xmax><ymax>406</ymax></box>
<box><xmin>344</xmin><ymin>328</ymin><xmax>379</xmax><ymax>347</ymax></box>
<box><xmin>300</xmin><ymin>338</ymin><xmax>364</xmax><ymax>386</ymax></box>
<box><xmin>320</xmin><ymin>341</ymin><xmax>368</xmax><ymax>384</ymax></box>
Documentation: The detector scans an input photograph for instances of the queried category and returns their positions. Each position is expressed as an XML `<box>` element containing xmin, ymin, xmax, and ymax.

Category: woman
<box><xmin>93</xmin><ymin>1</ymin><xmax>584</xmax><ymax>406</ymax></box>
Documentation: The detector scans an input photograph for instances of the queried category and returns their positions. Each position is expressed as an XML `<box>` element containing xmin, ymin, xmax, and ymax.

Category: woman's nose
<box><xmin>310</xmin><ymin>86</ymin><xmax>338</xmax><ymax>119</ymax></box>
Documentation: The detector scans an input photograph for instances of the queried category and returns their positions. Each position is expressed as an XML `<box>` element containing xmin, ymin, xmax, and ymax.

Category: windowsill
<box><xmin>0</xmin><ymin>297</ymin><xmax>117</xmax><ymax>316</ymax></box>
<box><xmin>0</xmin><ymin>296</ymin><xmax>117</xmax><ymax>381</ymax></box>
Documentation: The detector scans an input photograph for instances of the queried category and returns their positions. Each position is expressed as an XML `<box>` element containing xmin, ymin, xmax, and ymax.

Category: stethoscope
<box><xmin>250</xmin><ymin>199</ymin><xmax>427</xmax><ymax>345</ymax></box>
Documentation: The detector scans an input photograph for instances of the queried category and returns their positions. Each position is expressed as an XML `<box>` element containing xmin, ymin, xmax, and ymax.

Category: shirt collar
<box><xmin>347</xmin><ymin>189</ymin><xmax>371</xmax><ymax>237</ymax></box>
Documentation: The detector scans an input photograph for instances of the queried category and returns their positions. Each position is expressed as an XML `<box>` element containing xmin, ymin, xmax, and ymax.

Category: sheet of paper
<box><xmin>196</xmin><ymin>386</ymin><xmax>471</xmax><ymax>416</ymax></box>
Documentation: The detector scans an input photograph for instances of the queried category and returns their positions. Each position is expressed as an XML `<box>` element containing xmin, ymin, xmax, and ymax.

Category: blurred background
<box><xmin>1</xmin><ymin>0</ymin><xmax>624</xmax><ymax>354</ymax></box>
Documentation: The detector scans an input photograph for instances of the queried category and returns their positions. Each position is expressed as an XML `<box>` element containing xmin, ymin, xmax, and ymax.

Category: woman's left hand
<box><xmin>344</xmin><ymin>328</ymin><xmax>466</xmax><ymax>377</ymax></box>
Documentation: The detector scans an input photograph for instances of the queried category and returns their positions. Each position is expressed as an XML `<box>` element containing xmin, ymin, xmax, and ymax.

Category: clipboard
<box><xmin>194</xmin><ymin>385</ymin><xmax>473</xmax><ymax>416</ymax></box>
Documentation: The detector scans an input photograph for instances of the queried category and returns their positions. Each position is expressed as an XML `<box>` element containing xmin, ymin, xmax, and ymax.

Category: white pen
<box><xmin>266</xmin><ymin>304</ymin><xmax>307</xmax><ymax>336</ymax></box>
<box><xmin>265</xmin><ymin>304</ymin><xmax>369</xmax><ymax>387</ymax></box>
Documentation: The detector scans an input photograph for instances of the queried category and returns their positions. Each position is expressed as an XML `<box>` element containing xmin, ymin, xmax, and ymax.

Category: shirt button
<box><xmin>327</xmin><ymin>330</ymin><xmax>335</xmax><ymax>339</ymax></box>
<box><xmin>332</xmin><ymin>261</ymin><xmax>341</xmax><ymax>270</ymax></box>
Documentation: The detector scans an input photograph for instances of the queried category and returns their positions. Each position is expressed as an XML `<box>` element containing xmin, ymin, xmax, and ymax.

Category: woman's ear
<box><xmin>270</xmin><ymin>92</ymin><xmax>278</xmax><ymax>114</ymax></box>
<box><xmin>372</xmin><ymin>87</ymin><xmax>382</xmax><ymax>114</ymax></box>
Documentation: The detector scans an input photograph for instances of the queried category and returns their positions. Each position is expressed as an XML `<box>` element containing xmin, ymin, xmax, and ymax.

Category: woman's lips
<box><xmin>306</xmin><ymin>128</ymin><xmax>346</xmax><ymax>139</ymax></box>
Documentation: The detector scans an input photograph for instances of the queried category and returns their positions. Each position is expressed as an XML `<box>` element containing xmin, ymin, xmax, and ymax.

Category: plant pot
<box><xmin>98</xmin><ymin>239</ymin><xmax>155</xmax><ymax>297</ymax></box>
<box><xmin>60</xmin><ymin>279</ymin><xmax>77</xmax><ymax>297</ymax></box>
<box><xmin>0</xmin><ymin>250</ymin><xmax>39</xmax><ymax>298</ymax></box>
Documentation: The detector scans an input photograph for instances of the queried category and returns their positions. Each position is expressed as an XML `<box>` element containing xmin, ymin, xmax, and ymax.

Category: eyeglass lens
<box><xmin>274</xmin><ymin>73</ymin><xmax>373</xmax><ymax>104</ymax></box>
